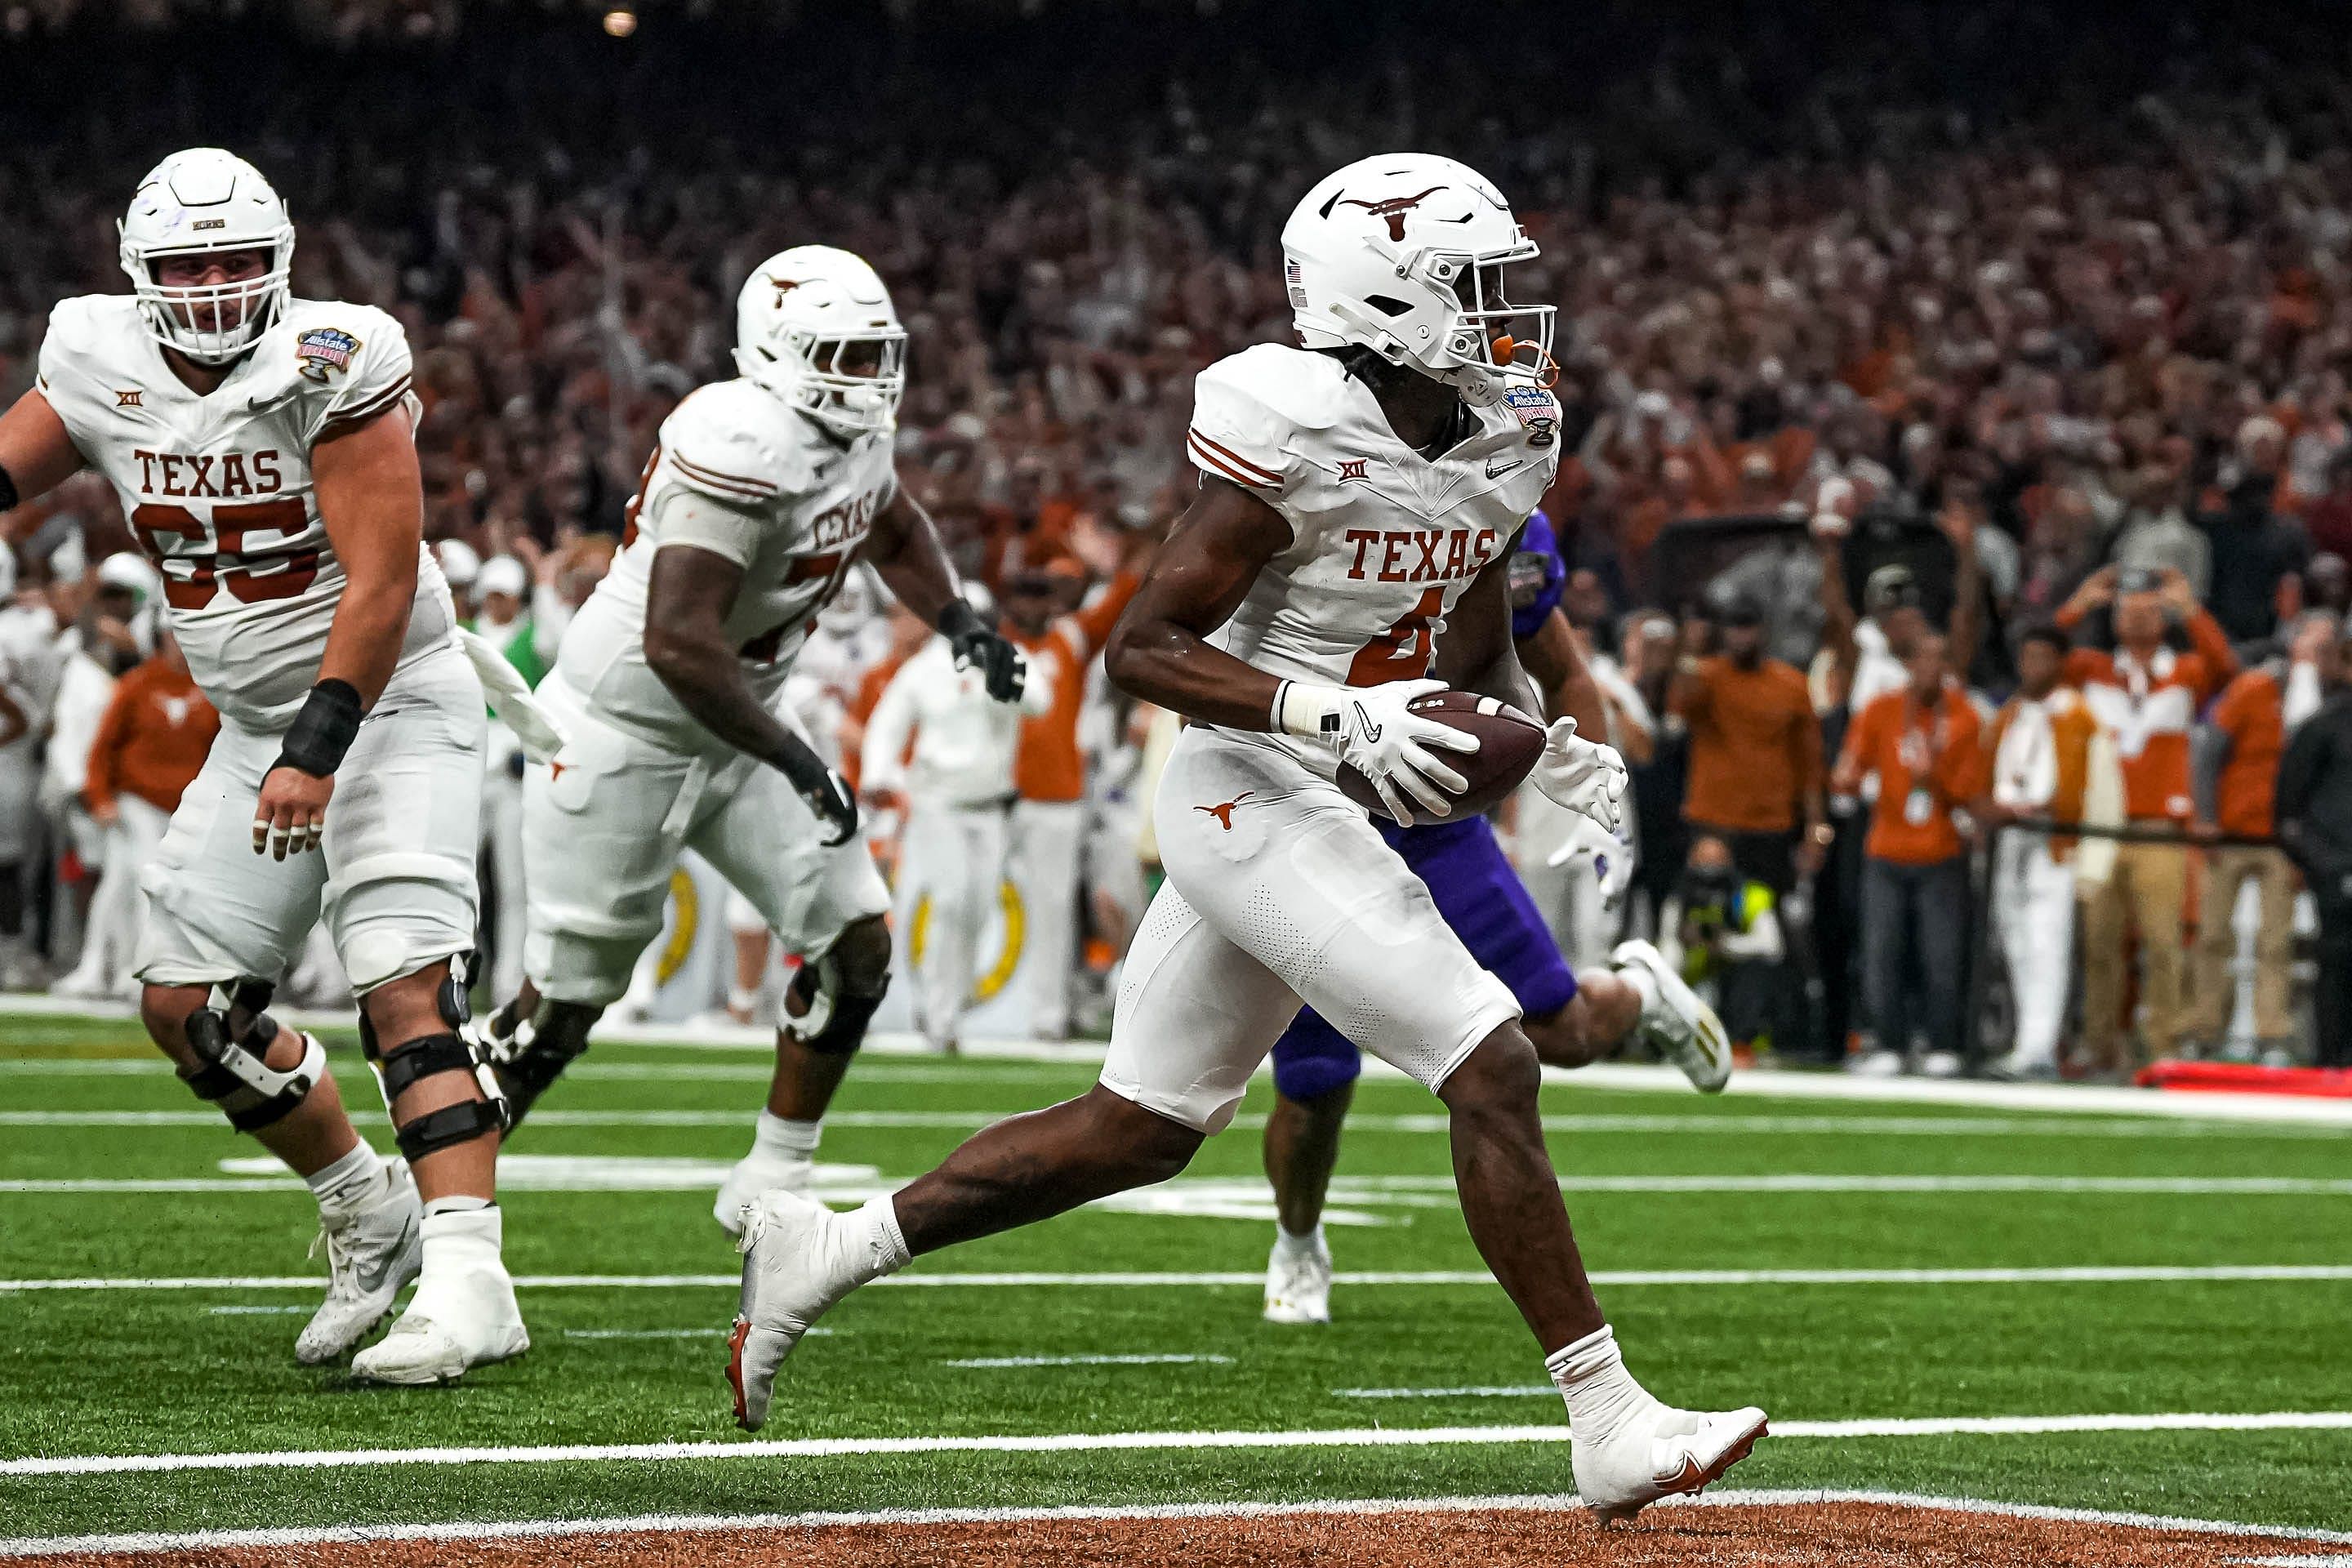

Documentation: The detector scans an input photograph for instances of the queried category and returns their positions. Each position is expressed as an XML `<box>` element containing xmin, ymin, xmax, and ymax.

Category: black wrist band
<box><xmin>274</xmin><ymin>679</ymin><xmax>364</xmax><ymax>778</ymax></box>
<box><xmin>0</xmin><ymin>463</ymin><xmax>18</xmax><ymax>514</ymax></box>
<box><xmin>937</xmin><ymin>597</ymin><xmax>982</xmax><ymax>641</ymax></box>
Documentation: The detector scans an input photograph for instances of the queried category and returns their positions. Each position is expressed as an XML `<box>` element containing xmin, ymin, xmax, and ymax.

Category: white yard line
<box><xmin>7</xmin><ymin>1263</ymin><xmax>2352</xmax><ymax>1293</ymax></box>
<box><xmin>6</xmin><ymin>1411</ymin><xmax>2351</xmax><ymax>1480</ymax></box>
<box><xmin>13</xmin><ymin>991</ymin><xmax>2352</xmax><ymax>1125</ymax></box>
<box><xmin>3</xmin><ymin>1106</ymin><xmax>2341</xmax><ymax>1140</ymax></box>
<box><xmin>1334</xmin><ymin>1385</ymin><xmax>1556</xmax><ymax>1398</ymax></box>
<box><xmin>2</xmin><ymin>1488</ymin><xmax>2343</xmax><ymax>1560</ymax></box>
<box><xmin>945</xmin><ymin>1353</ymin><xmax>1235</xmax><ymax>1368</ymax></box>
<box><xmin>12</xmin><ymin>1171</ymin><xmax>2352</xmax><ymax>1196</ymax></box>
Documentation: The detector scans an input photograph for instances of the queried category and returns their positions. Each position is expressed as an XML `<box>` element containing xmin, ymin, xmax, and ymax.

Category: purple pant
<box><xmin>1270</xmin><ymin>814</ymin><xmax>1576</xmax><ymax>1101</ymax></box>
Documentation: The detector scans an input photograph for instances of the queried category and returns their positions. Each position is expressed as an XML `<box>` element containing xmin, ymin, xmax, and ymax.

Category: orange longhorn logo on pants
<box><xmin>1195</xmin><ymin>792</ymin><xmax>1254</xmax><ymax>831</ymax></box>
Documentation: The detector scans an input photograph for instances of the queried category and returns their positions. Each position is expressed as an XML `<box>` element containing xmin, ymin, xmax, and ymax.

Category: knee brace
<box><xmin>481</xmin><ymin>996</ymin><xmax>595</xmax><ymax>1130</ymax></box>
<box><xmin>361</xmin><ymin>956</ymin><xmax>510</xmax><ymax>1162</ymax></box>
<box><xmin>790</xmin><ymin>953</ymin><xmax>889</xmax><ymax>1057</ymax></box>
<box><xmin>181</xmin><ymin>981</ymin><xmax>327</xmax><ymax>1134</ymax></box>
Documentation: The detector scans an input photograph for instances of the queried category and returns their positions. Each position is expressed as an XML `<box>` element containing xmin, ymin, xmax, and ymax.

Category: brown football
<box><xmin>1335</xmin><ymin>689</ymin><xmax>1546</xmax><ymax>822</ymax></box>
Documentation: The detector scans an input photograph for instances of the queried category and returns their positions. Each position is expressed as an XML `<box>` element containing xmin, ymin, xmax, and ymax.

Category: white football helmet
<box><xmin>1281</xmin><ymin>153</ymin><xmax>1555</xmax><ymax>407</ymax></box>
<box><xmin>734</xmin><ymin>247</ymin><xmax>907</xmax><ymax>436</ymax></box>
<box><xmin>118</xmin><ymin>149</ymin><xmax>295</xmax><ymax>366</ymax></box>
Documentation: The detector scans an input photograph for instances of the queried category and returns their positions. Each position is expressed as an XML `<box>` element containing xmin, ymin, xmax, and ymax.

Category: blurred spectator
<box><xmin>2059</xmin><ymin>566</ymin><xmax>2239</xmax><ymax>1069</ymax></box>
<box><xmin>468</xmin><ymin>553</ymin><xmax>545</xmax><ymax>1000</ymax></box>
<box><xmin>1981</xmin><ymin>625</ymin><xmax>2118</xmax><ymax>1078</ymax></box>
<box><xmin>2274</xmin><ymin>624</ymin><xmax>2352</xmax><ymax>1067</ymax></box>
<box><xmin>1832</xmin><ymin>633</ymin><xmax>1986</xmax><ymax>1073</ymax></box>
<box><xmin>0</xmin><ymin>548</ymin><xmax>47</xmax><ymax>987</ymax></box>
<box><xmin>1668</xmin><ymin>595</ymin><xmax>1826</xmax><ymax>893</ymax></box>
<box><xmin>2187</xmin><ymin>614</ymin><xmax>2335</xmax><ymax>1054</ymax></box>
<box><xmin>1000</xmin><ymin>514</ymin><xmax>1143</xmax><ymax>1040</ymax></box>
<box><xmin>42</xmin><ymin>556</ymin><xmax>154</xmax><ymax>991</ymax></box>
<box><xmin>860</xmin><ymin>599</ymin><xmax>1054</xmax><ymax>1053</ymax></box>
<box><xmin>2198</xmin><ymin>419</ymin><xmax>2310</xmax><ymax>645</ymax></box>
<box><xmin>57</xmin><ymin>631</ymin><xmax>216</xmax><ymax>1000</ymax></box>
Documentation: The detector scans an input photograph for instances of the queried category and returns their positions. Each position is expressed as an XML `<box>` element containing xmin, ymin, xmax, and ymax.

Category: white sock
<box><xmin>751</xmin><ymin>1110</ymin><xmax>822</xmax><ymax>1164</ymax></box>
<box><xmin>849</xmin><ymin>1193</ymin><xmax>911</xmax><ymax>1280</ymax></box>
<box><xmin>1546</xmin><ymin>1324</ymin><xmax>1655</xmax><ymax>1437</ymax></box>
<box><xmin>1274</xmin><ymin>1222</ymin><xmax>1325</xmax><ymax>1259</ymax></box>
<box><xmin>1617</xmin><ymin>962</ymin><xmax>1661</xmax><ymax>1015</ymax></box>
<box><xmin>422</xmin><ymin>1195</ymin><xmax>492</xmax><ymax>1219</ymax></box>
<box><xmin>305</xmin><ymin>1143</ymin><xmax>390</xmax><ymax>1223</ymax></box>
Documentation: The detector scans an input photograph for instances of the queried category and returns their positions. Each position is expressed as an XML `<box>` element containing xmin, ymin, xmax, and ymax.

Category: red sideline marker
<box><xmin>2136</xmin><ymin>1059</ymin><xmax>2352</xmax><ymax>1099</ymax></box>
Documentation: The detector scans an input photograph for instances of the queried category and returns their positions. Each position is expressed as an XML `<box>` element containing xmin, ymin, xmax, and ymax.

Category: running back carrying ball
<box><xmin>1335</xmin><ymin>689</ymin><xmax>1544</xmax><ymax>821</ymax></box>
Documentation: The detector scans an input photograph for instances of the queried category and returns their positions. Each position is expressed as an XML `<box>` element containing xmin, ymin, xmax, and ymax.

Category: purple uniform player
<box><xmin>1261</xmin><ymin>512</ymin><xmax>1729</xmax><ymax>1323</ymax></box>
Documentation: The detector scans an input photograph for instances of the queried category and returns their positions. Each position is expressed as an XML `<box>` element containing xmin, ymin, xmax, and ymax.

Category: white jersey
<box><xmin>38</xmin><ymin>294</ymin><xmax>452</xmax><ymax>730</ymax></box>
<box><xmin>551</xmin><ymin>378</ymin><xmax>898</xmax><ymax>756</ymax></box>
<box><xmin>1184</xmin><ymin>343</ymin><xmax>1561</xmax><ymax>773</ymax></box>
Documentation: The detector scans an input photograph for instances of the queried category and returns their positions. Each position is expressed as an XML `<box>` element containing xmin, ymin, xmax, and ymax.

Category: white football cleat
<box><xmin>1263</xmin><ymin>1231</ymin><xmax>1333</xmax><ymax>1324</ymax></box>
<box><xmin>1572</xmin><ymin>1398</ymin><xmax>1769</xmax><ymax>1524</ymax></box>
<box><xmin>730</xmin><ymin>1190</ymin><xmax>879</xmax><ymax>1431</ymax></box>
<box><xmin>296</xmin><ymin>1159</ymin><xmax>422</xmax><ymax>1365</ymax></box>
<box><xmin>348</xmin><ymin>1207</ymin><xmax>528</xmax><ymax>1385</ymax></box>
<box><xmin>1613</xmin><ymin>939</ymin><xmax>1731</xmax><ymax>1094</ymax></box>
<box><xmin>714</xmin><ymin>1150</ymin><xmax>814</xmax><ymax>1239</ymax></box>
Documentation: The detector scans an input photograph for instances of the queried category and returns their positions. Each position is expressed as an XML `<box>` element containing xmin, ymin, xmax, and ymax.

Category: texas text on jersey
<box><xmin>36</xmin><ymin>293</ymin><xmax>452</xmax><ymax>728</ymax></box>
<box><xmin>1185</xmin><ymin>340</ymin><xmax>1561</xmax><ymax>773</ymax></box>
<box><xmin>548</xmin><ymin>376</ymin><xmax>898</xmax><ymax>756</ymax></box>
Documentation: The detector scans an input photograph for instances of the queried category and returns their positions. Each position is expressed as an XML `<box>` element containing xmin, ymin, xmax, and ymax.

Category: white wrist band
<box><xmin>1276</xmin><ymin>679</ymin><xmax>1348</xmax><ymax>741</ymax></box>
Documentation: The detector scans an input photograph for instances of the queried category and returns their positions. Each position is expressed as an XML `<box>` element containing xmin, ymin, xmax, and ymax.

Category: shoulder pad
<box><xmin>35</xmin><ymin>296</ymin><xmax>135</xmax><ymax>391</ymax></box>
<box><xmin>660</xmin><ymin>380</ymin><xmax>813</xmax><ymax>503</ymax></box>
<box><xmin>1187</xmin><ymin>345</ymin><xmax>1351</xmax><ymax>493</ymax></box>
<box><xmin>1198</xmin><ymin>344</ymin><xmax>1353</xmax><ymax>433</ymax></box>
<box><xmin>261</xmin><ymin>302</ymin><xmax>416</xmax><ymax>435</ymax></box>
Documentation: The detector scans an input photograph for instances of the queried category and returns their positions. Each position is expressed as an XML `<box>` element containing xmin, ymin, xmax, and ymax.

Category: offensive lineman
<box><xmin>727</xmin><ymin>156</ymin><xmax>1766</xmax><ymax>1521</ymax></box>
<box><xmin>0</xmin><ymin>149</ymin><xmax>523</xmax><ymax>1383</ymax></box>
<box><xmin>483</xmin><ymin>247</ymin><xmax>1026</xmax><ymax>1228</ymax></box>
<box><xmin>1259</xmin><ymin>507</ymin><xmax>1731</xmax><ymax>1326</ymax></box>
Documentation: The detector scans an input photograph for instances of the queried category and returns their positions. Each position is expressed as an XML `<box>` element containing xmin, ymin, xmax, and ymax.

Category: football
<box><xmin>1335</xmin><ymin>689</ymin><xmax>1546</xmax><ymax>822</ymax></box>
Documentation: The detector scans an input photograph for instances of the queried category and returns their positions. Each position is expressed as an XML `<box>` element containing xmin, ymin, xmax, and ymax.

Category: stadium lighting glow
<box><xmin>603</xmin><ymin>7</ymin><xmax>636</xmax><ymax>37</ymax></box>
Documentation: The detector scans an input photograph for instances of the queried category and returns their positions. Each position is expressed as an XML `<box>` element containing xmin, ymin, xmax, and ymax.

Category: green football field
<box><xmin>3</xmin><ymin>1004</ymin><xmax>2350</xmax><ymax>1548</ymax></box>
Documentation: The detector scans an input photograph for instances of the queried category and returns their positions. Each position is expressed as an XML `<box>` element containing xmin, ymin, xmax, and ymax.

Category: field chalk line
<box><xmin>5</xmin><ymin>1263</ymin><xmax>2352</xmax><ymax>1294</ymax></box>
<box><xmin>5</xmin><ymin>1414</ymin><xmax>2352</xmax><ymax>1479</ymax></box>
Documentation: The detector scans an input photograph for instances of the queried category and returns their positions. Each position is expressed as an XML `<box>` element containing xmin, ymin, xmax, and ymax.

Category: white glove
<box><xmin>1548</xmin><ymin>813</ymin><xmax>1635</xmax><ymax>907</ymax></box>
<box><xmin>1280</xmin><ymin>676</ymin><xmax>1477</xmax><ymax>826</ymax></box>
<box><xmin>1530</xmin><ymin>716</ymin><xmax>1628</xmax><ymax>834</ymax></box>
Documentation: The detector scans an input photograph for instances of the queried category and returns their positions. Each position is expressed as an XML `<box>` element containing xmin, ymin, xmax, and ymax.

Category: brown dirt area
<box><xmin>25</xmin><ymin>1501</ymin><xmax>2343</xmax><ymax>1568</ymax></box>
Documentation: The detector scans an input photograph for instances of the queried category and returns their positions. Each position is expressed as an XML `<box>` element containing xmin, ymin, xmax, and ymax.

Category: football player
<box><xmin>1258</xmin><ymin>507</ymin><xmax>1729</xmax><ymax>1327</ymax></box>
<box><xmin>0</xmin><ymin>149</ymin><xmax>524</xmax><ymax>1383</ymax></box>
<box><xmin>727</xmin><ymin>155</ymin><xmax>1766</xmax><ymax>1521</ymax></box>
<box><xmin>482</xmin><ymin>247</ymin><xmax>1024</xmax><ymax>1232</ymax></box>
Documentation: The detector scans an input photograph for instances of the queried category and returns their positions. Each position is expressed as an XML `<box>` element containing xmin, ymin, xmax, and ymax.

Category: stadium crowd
<box><xmin>3</xmin><ymin>1</ymin><xmax>2351</xmax><ymax>1072</ymax></box>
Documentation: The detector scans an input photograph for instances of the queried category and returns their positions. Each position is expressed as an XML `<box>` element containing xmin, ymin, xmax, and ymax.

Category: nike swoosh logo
<box><xmin>356</xmin><ymin>1211</ymin><xmax>418</xmax><ymax>1294</ymax></box>
<box><xmin>1352</xmin><ymin>703</ymin><xmax>1381</xmax><ymax>744</ymax></box>
<box><xmin>1486</xmin><ymin>457</ymin><xmax>1524</xmax><ymax>479</ymax></box>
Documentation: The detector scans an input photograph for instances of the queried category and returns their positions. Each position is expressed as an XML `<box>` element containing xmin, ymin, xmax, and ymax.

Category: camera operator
<box><xmin>1657</xmin><ymin>835</ymin><xmax>1784</xmax><ymax>1050</ymax></box>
